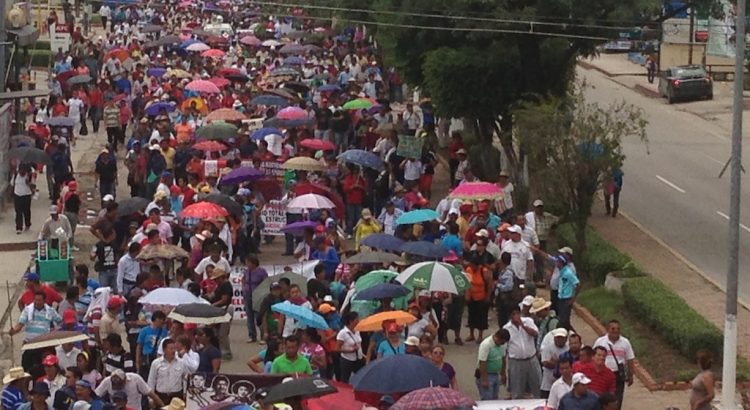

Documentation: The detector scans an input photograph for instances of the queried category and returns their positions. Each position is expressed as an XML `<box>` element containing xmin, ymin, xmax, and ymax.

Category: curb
<box><xmin>632</xmin><ymin>84</ymin><xmax>661</xmax><ymax>99</ymax></box>
<box><xmin>578</xmin><ymin>61</ymin><xmax>661</xmax><ymax>100</ymax></box>
<box><xmin>577</xmin><ymin>60</ymin><xmax>644</xmax><ymax>78</ymax></box>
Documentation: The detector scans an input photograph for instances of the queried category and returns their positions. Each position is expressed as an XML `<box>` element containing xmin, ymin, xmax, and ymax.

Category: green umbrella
<box><xmin>252</xmin><ymin>272</ymin><xmax>308</xmax><ymax>311</ymax></box>
<box><xmin>342</xmin><ymin>98</ymin><xmax>374</xmax><ymax>110</ymax></box>
<box><xmin>355</xmin><ymin>270</ymin><xmax>399</xmax><ymax>291</ymax></box>
<box><xmin>352</xmin><ymin>270</ymin><xmax>411</xmax><ymax>317</ymax></box>
<box><xmin>195</xmin><ymin>121</ymin><xmax>239</xmax><ymax>140</ymax></box>
<box><xmin>395</xmin><ymin>262</ymin><xmax>470</xmax><ymax>294</ymax></box>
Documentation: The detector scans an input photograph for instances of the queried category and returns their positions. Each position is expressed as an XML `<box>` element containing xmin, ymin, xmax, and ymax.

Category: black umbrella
<box><xmin>281</xmin><ymin>81</ymin><xmax>310</xmax><ymax>94</ymax></box>
<box><xmin>203</xmin><ymin>194</ymin><xmax>243</xmax><ymax>217</ymax></box>
<box><xmin>400</xmin><ymin>241</ymin><xmax>449</xmax><ymax>259</ymax></box>
<box><xmin>264</xmin><ymin>377</ymin><xmax>337</xmax><ymax>403</ymax></box>
<box><xmin>225</xmin><ymin>73</ymin><xmax>250</xmax><ymax>82</ymax></box>
<box><xmin>346</xmin><ymin>251</ymin><xmax>400</xmax><ymax>265</ymax></box>
<box><xmin>9</xmin><ymin>146</ymin><xmax>51</xmax><ymax>166</ymax></box>
<box><xmin>10</xmin><ymin>134</ymin><xmax>36</xmax><ymax>147</ymax></box>
<box><xmin>191</xmin><ymin>28</ymin><xmax>214</xmax><ymax>37</ymax></box>
<box><xmin>355</xmin><ymin>283</ymin><xmax>410</xmax><ymax>300</ymax></box>
<box><xmin>168</xmin><ymin>303</ymin><xmax>231</xmax><ymax>324</ymax></box>
<box><xmin>148</xmin><ymin>35</ymin><xmax>182</xmax><ymax>47</ymax></box>
<box><xmin>116</xmin><ymin>197</ymin><xmax>149</xmax><ymax>215</ymax></box>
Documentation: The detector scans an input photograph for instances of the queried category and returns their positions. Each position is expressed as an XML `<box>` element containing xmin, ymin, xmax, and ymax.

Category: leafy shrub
<box><xmin>556</xmin><ymin>222</ymin><xmax>633</xmax><ymax>285</ymax></box>
<box><xmin>622</xmin><ymin>277</ymin><xmax>722</xmax><ymax>360</ymax></box>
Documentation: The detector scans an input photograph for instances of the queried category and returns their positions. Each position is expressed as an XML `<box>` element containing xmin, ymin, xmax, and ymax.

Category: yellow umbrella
<box><xmin>182</xmin><ymin>97</ymin><xmax>208</xmax><ymax>114</ymax></box>
<box><xmin>282</xmin><ymin>157</ymin><xmax>325</xmax><ymax>172</ymax></box>
<box><xmin>164</xmin><ymin>68</ymin><xmax>191</xmax><ymax>79</ymax></box>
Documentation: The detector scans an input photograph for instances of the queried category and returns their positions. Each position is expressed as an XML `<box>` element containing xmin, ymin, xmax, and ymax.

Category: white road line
<box><xmin>715</xmin><ymin>210</ymin><xmax>750</xmax><ymax>233</ymax></box>
<box><xmin>656</xmin><ymin>175</ymin><xmax>686</xmax><ymax>193</ymax></box>
<box><xmin>703</xmin><ymin>154</ymin><xmax>725</xmax><ymax>166</ymax></box>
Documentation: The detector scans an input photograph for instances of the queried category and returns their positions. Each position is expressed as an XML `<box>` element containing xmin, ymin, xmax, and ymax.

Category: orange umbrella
<box><xmin>206</xmin><ymin>108</ymin><xmax>246</xmax><ymax>122</ymax></box>
<box><xmin>181</xmin><ymin>97</ymin><xmax>208</xmax><ymax>114</ymax></box>
<box><xmin>354</xmin><ymin>310</ymin><xmax>417</xmax><ymax>332</ymax></box>
<box><xmin>106</xmin><ymin>48</ymin><xmax>130</xmax><ymax>62</ymax></box>
<box><xmin>201</xmin><ymin>48</ymin><xmax>225</xmax><ymax>58</ymax></box>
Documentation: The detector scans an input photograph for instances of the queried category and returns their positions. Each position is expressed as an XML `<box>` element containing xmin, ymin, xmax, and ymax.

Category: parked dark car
<box><xmin>658</xmin><ymin>64</ymin><xmax>713</xmax><ymax>104</ymax></box>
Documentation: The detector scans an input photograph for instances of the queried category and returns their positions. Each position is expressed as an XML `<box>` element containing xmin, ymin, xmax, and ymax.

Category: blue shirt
<box><xmin>1</xmin><ymin>385</ymin><xmax>26</xmax><ymax>410</ymax></box>
<box><xmin>311</xmin><ymin>248</ymin><xmax>340</xmax><ymax>280</ymax></box>
<box><xmin>441</xmin><ymin>234</ymin><xmax>463</xmax><ymax>257</ymax></box>
<box><xmin>558</xmin><ymin>390</ymin><xmax>600</xmax><ymax>410</ymax></box>
<box><xmin>558</xmin><ymin>265</ymin><xmax>580</xmax><ymax>299</ymax></box>
<box><xmin>377</xmin><ymin>340</ymin><xmax>405</xmax><ymax>358</ymax></box>
<box><xmin>137</xmin><ymin>325</ymin><xmax>168</xmax><ymax>356</ymax></box>
<box><xmin>18</xmin><ymin>305</ymin><xmax>62</xmax><ymax>341</ymax></box>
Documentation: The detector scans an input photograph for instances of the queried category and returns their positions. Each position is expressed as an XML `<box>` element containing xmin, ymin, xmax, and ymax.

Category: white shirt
<box><xmin>541</xmin><ymin>343</ymin><xmax>569</xmax><ymax>390</ymax></box>
<box><xmin>95</xmin><ymin>373</ymin><xmax>151</xmax><ymax>410</ymax></box>
<box><xmin>496</xmin><ymin>182</ymin><xmax>514</xmax><ymax>212</ymax></box>
<box><xmin>403</xmin><ymin>110</ymin><xmax>421</xmax><ymax>130</ymax></box>
<box><xmin>147</xmin><ymin>356</ymin><xmax>190</xmax><ymax>393</ymax></box>
<box><xmin>12</xmin><ymin>172</ymin><xmax>34</xmax><ymax>197</ymax></box>
<box><xmin>403</xmin><ymin>159</ymin><xmax>422</xmax><ymax>181</ymax></box>
<box><xmin>381</xmin><ymin>212</ymin><xmax>397</xmax><ymax>235</ymax></box>
<box><xmin>502</xmin><ymin>317</ymin><xmax>538</xmax><ymax>359</ymax></box>
<box><xmin>547</xmin><ymin>376</ymin><xmax>573</xmax><ymax>409</ymax></box>
<box><xmin>593</xmin><ymin>335</ymin><xmax>636</xmax><ymax>372</ymax></box>
<box><xmin>336</xmin><ymin>327</ymin><xmax>363</xmax><ymax>361</ymax></box>
<box><xmin>406</xmin><ymin>317</ymin><xmax>430</xmax><ymax>339</ymax></box>
<box><xmin>117</xmin><ymin>254</ymin><xmax>141</xmax><ymax>293</ymax></box>
<box><xmin>282</xmin><ymin>300</ymin><xmax>312</xmax><ymax>337</ymax></box>
<box><xmin>55</xmin><ymin>345</ymin><xmax>81</xmax><ymax>371</ymax></box>
<box><xmin>501</xmin><ymin>240</ymin><xmax>534</xmax><ymax>281</ymax></box>
<box><xmin>194</xmin><ymin>256</ymin><xmax>231</xmax><ymax>280</ymax></box>
<box><xmin>68</xmin><ymin>98</ymin><xmax>84</xmax><ymax>119</ymax></box>
<box><xmin>522</xmin><ymin>226</ymin><xmax>540</xmax><ymax>247</ymax></box>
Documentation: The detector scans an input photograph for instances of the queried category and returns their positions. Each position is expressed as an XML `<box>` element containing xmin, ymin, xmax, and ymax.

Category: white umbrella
<box><xmin>262</xmin><ymin>39</ymin><xmax>283</xmax><ymax>47</ymax></box>
<box><xmin>186</xmin><ymin>42</ymin><xmax>210</xmax><ymax>52</ymax></box>
<box><xmin>139</xmin><ymin>288</ymin><xmax>209</xmax><ymax>306</ymax></box>
<box><xmin>287</xmin><ymin>193</ymin><xmax>336</xmax><ymax>209</ymax></box>
<box><xmin>395</xmin><ymin>261</ymin><xmax>470</xmax><ymax>294</ymax></box>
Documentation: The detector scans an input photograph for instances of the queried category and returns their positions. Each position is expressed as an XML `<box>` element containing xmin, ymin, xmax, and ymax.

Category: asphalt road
<box><xmin>580</xmin><ymin>68</ymin><xmax>750</xmax><ymax>301</ymax></box>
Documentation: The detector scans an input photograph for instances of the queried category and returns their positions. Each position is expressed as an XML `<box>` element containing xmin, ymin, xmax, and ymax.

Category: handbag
<box><xmin>608</xmin><ymin>343</ymin><xmax>627</xmax><ymax>381</ymax></box>
<box><xmin>79</xmin><ymin>121</ymin><xmax>88</xmax><ymax>136</ymax></box>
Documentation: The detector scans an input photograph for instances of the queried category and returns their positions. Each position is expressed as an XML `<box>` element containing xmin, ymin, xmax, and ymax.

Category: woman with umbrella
<box><xmin>376</xmin><ymin>322</ymin><xmax>406</xmax><ymax>359</ymax></box>
<box><xmin>465</xmin><ymin>252</ymin><xmax>493</xmax><ymax>344</ymax></box>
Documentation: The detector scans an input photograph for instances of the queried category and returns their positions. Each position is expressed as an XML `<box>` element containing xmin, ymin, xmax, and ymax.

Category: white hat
<box><xmin>507</xmin><ymin>225</ymin><xmax>522</xmax><ymax>234</ymax></box>
<box><xmin>519</xmin><ymin>295</ymin><xmax>535</xmax><ymax>308</ymax></box>
<box><xmin>72</xmin><ymin>401</ymin><xmax>92</xmax><ymax>410</ymax></box>
<box><xmin>405</xmin><ymin>336</ymin><xmax>420</xmax><ymax>346</ymax></box>
<box><xmin>558</xmin><ymin>246</ymin><xmax>573</xmax><ymax>255</ymax></box>
<box><xmin>448</xmin><ymin>208</ymin><xmax>458</xmax><ymax>216</ymax></box>
<box><xmin>2</xmin><ymin>367</ymin><xmax>30</xmax><ymax>384</ymax></box>
<box><xmin>476</xmin><ymin>229</ymin><xmax>489</xmax><ymax>238</ymax></box>
<box><xmin>456</xmin><ymin>148</ymin><xmax>467</xmax><ymax>155</ymax></box>
<box><xmin>103</xmin><ymin>194</ymin><xmax>115</xmax><ymax>202</ymax></box>
<box><xmin>533</xmin><ymin>199</ymin><xmax>544</xmax><ymax>207</ymax></box>
<box><xmin>572</xmin><ymin>372</ymin><xmax>592</xmax><ymax>385</ymax></box>
<box><xmin>551</xmin><ymin>328</ymin><xmax>568</xmax><ymax>338</ymax></box>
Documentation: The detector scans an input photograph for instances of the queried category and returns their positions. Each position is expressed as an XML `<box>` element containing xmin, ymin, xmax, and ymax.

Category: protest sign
<box><xmin>260</xmin><ymin>200</ymin><xmax>286</xmax><ymax>236</ymax></box>
<box><xmin>396</xmin><ymin>135</ymin><xmax>424</xmax><ymax>159</ymax></box>
<box><xmin>186</xmin><ymin>373</ymin><xmax>285</xmax><ymax>409</ymax></box>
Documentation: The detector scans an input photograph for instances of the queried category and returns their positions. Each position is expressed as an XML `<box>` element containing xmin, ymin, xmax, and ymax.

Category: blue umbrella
<box><xmin>115</xmin><ymin>78</ymin><xmax>131</xmax><ymax>93</ymax></box>
<box><xmin>147</xmin><ymin>67</ymin><xmax>167</xmax><ymax>78</ymax></box>
<box><xmin>250</xmin><ymin>127</ymin><xmax>282</xmax><ymax>141</ymax></box>
<box><xmin>271</xmin><ymin>301</ymin><xmax>329</xmax><ymax>330</ymax></box>
<box><xmin>219</xmin><ymin>166</ymin><xmax>264</xmax><ymax>185</ymax></box>
<box><xmin>360</xmin><ymin>233</ymin><xmax>404</xmax><ymax>252</ymax></box>
<box><xmin>355</xmin><ymin>283</ymin><xmax>409</xmax><ymax>300</ymax></box>
<box><xmin>318</xmin><ymin>84</ymin><xmax>341</xmax><ymax>92</ymax></box>
<box><xmin>283</xmin><ymin>56</ymin><xmax>305</xmax><ymax>65</ymax></box>
<box><xmin>350</xmin><ymin>355</ymin><xmax>449</xmax><ymax>394</ymax></box>
<box><xmin>395</xmin><ymin>209</ymin><xmax>440</xmax><ymax>225</ymax></box>
<box><xmin>400</xmin><ymin>241</ymin><xmax>448</xmax><ymax>259</ymax></box>
<box><xmin>250</xmin><ymin>94</ymin><xmax>289</xmax><ymax>107</ymax></box>
<box><xmin>281</xmin><ymin>220</ymin><xmax>321</xmax><ymax>236</ymax></box>
<box><xmin>338</xmin><ymin>149</ymin><xmax>384</xmax><ymax>171</ymax></box>
<box><xmin>179</xmin><ymin>39</ymin><xmax>200</xmax><ymax>48</ymax></box>
<box><xmin>145</xmin><ymin>102</ymin><xmax>175</xmax><ymax>116</ymax></box>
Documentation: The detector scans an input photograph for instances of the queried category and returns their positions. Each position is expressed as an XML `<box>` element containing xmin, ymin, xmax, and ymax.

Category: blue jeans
<box><xmin>245</xmin><ymin>295</ymin><xmax>257</xmax><ymax>340</ymax></box>
<box><xmin>346</xmin><ymin>204</ymin><xmax>362</xmax><ymax>235</ymax></box>
<box><xmin>99</xmin><ymin>269</ymin><xmax>117</xmax><ymax>289</ymax></box>
<box><xmin>476</xmin><ymin>373</ymin><xmax>500</xmax><ymax>400</ymax></box>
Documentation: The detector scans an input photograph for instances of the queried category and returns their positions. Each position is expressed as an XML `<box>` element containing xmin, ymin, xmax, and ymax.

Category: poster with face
<box><xmin>185</xmin><ymin>373</ymin><xmax>286</xmax><ymax>410</ymax></box>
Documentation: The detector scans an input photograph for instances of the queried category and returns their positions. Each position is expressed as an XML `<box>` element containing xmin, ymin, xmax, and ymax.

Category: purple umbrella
<box><xmin>219</xmin><ymin>167</ymin><xmax>264</xmax><ymax>185</ymax></box>
<box><xmin>281</xmin><ymin>220</ymin><xmax>321</xmax><ymax>236</ymax></box>
<box><xmin>145</xmin><ymin>102</ymin><xmax>175</xmax><ymax>116</ymax></box>
<box><xmin>147</xmin><ymin>67</ymin><xmax>167</xmax><ymax>78</ymax></box>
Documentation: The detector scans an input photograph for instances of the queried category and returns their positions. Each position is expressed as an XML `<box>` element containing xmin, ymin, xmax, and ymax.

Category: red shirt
<box><xmin>19</xmin><ymin>285</ymin><xmax>62</xmax><ymax>307</ymax></box>
<box><xmin>89</xmin><ymin>88</ymin><xmax>103</xmax><ymax>108</ymax></box>
<box><xmin>448</xmin><ymin>141</ymin><xmax>465</xmax><ymax>160</ymax></box>
<box><xmin>576</xmin><ymin>361</ymin><xmax>616</xmax><ymax>395</ymax></box>
<box><xmin>342</xmin><ymin>174</ymin><xmax>367</xmax><ymax>205</ymax></box>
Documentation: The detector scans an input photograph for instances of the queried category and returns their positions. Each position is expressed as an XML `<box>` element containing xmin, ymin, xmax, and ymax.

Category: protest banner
<box><xmin>260</xmin><ymin>200</ymin><xmax>286</xmax><ymax>236</ymax></box>
<box><xmin>186</xmin><ymin>373</ymin><xmax>285</xmax><ymax>409</ymax></box>
<box><xmin>474</xmin><ymin>399</ymin><xmax>546</xmax><ymax>410</ymax></box>
<box><xmin>396</xmin><ymin>135</ymin><xmax>424</xmax><ymax>159</ymax></box>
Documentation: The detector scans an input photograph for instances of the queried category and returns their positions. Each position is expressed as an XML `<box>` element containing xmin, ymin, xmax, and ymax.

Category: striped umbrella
<box><xmin>395</xmin><ymin>261</ymin><xmax>469</xmax><ymax>294</ymax></box>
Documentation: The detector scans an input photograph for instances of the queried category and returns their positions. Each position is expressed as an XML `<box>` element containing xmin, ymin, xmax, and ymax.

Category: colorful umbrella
<box><xmin>338</xmin><ymin>149</ymin><xmax>384</xmax><ymax>171</ymax></box>
<box><xmin>168</xmin><ymin>303</ymin><xmax>231</xmax><ymax>325</ymax></box>
<box><xmin>144</xmin><ymin>101</ymin><xmax>175</xmax><ymax>116</ymax></box>
<box><xmin>283</xmin><ymin>56</ymin><xmax>305</xmax><ymax>65</ymax></box>
<box><xmin>185</xmin><ymin>79</ymin><xmax>221</xmax><ymax>94</ymax></box>
<box><xmin>208</xmin><ymin>77</ymin><xmax>230</xmax><ymax>88</ymax></box>
<box><xmin>299</xmin><ymin>138</ymin><xmax>335</xmax><ymax>151</ymax></box>
<box><xmin>239</xmin><ymin>35</ymin><xmax>261</xmax><ymax>46</ymax></box>
<box><xmin>182</xmin><ymin>97</ymin><xmax>208</xmax><ymax>114</ymax></box>
<box><xmin>304</xmin><ymin>381</ymin><xmax>365</xmax><ymax>410</ymax></box>
<box><xmin>400</xmin><ymin>241</ymin><xmax>449</xmax><ymax>259</ymax></box>
<box><xmin>391</xmin><ymin>387</ymin><xmax>476</xmax><ymax>410</ymax></box>
<box><xmin>250</xmin><ymin>94</ymin><xmax>289</xmax><ymax>107</ymax></box>
<box><xmin>396</xmin><ymin>261</ymin><xmax>469</xmax><ymax>293</ymax></box>
<box><xmin>195</xmin><ymin>123</ymin><xmax>237</xmax><ymax>140</ymax></box>
<box><xmin>262</xmin><ymin>39</ymin><xmax>283</xmax><ymax>47</ymax></box>
<box><xmin>179</xmin><ymin>201</ymin><xmax>229</xmax><ymax>218</ymax></box>
<box><xmin>219</xmin><ymin>166</ymin><xmax>264</xmax><ymax>185</ymax></box>
<box><xmin>146</xmin><ymin>67</ymin><xmax>167</xmax><ymax>78</ymax></box>
<box><xmin>264</xmin><ymin>116</ymin><xmax>314</xmax><ymax>128</ymax></box>
<box><xmin>22</xmin><ymin>331</ymin><xmax>89</xmax><ymax>350</ymax></box>
<box><xmin>271</xmin><ymin>301</ymin><xmax>329</xmax><ymax>329</ymax></box>
<box><xmin>360</xmin><ymin>234</ymin><xmax>404</xmax><ymax>252</ymax></box>
<box><xmin>343</xmin><ymin>98</ymin><xmax>375</xmax><ymax>110</ymax></box>
<box><xmin>270</xmin><ymin>66</ymin><xmax>301</xmax><ymax>77</ymax></box>
<box><xmin>319</xmin><ymin>84</ymin><xmax>341</xmax><ymax>92</ymax></box>
<box><xmin>201</xmin><ymin>48</ymin><xmax>225</xmax><ymax>58</ymax></box>
<box><xmin>206</xmin><ymin>36</ymin><xmax>228</xmax><ymax>45</ymax></box>
<box><xmin>205</xmin><ymin>108</ymin><xmax>246</xmax><ymax>122</ymax></box>
<box><xmin>105</xmin><ymin>48</ymin><xmax>130</xmax><ymax>61</ymax></box>
<box><xmin>448</xmin><ymin>181</ymin><xmax>503</xmax><ymax>200</ymax></box>
<box><xmin>185</xmin><ymin>42</ymin><xmax>210</xmax><ymax>52</ymax></box>
<box><xmin>216</xmin><ymin>68</ymin><xmax>242</xmax><ymax>77</ymax></box>
<box><xmin>350</xmin><ymin>355</ymin><xmax>449</xmax><ymax>394</ymax></box>
<box><xmin>287</xmin><ymin>193</ymin><xmax>336</xmax><ymax>209</ymax></box>
<box><xmin>354</xmin><ymin>310</ymin><xmax>417</xmax><ymax>332</ymax></box>
<box><xmin>279</xmin><ymin>43</ymin><xmax>306</xmax><ymax>54</ymax></box>
<box><xmin>353</xmin><ymin>269</ymin><xmax>399</xmax><ymax>291</ymax></box>
<box><xmin>179</xmin><ymin>39</ymin><xmax>200</xmax><ymax>48</ymax></box>
<box><xmin>282</xmin><ymin>157</ymin><xmax>325</xmax><ymax>172</ymax></box>
<box><xmin>395</xmin><ymin>209</ymin><xmax>440</xmax><ymax>225</ymax></box>
<box><xmin>293</xmin><ymin>182</ymin><xmax>346</xmax><ymax>219</ymax></box>
<box><xmin>280</xmin><ymin>220</ymin><xmax>321</xmax><ymax>236</ymax></box>
<box><xmin>276</xmin><ymin>106</ymin><xmax>307</xmax><ymax>121</ymax></box>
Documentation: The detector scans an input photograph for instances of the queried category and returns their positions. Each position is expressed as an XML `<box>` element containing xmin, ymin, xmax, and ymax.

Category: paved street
<box><xmin>580</xmin><ymin>66</ymin><xmax>750</xmax><ymax>303</ymax></box>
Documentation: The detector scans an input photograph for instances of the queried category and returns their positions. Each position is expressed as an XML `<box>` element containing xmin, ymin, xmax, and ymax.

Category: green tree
<box><xmin>513</xmin><ymin>86</ymin><xmax>648</xmax><ymax>261</ymax></box>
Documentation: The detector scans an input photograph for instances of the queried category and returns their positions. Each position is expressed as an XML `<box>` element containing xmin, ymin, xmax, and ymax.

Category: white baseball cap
<box><xmin>507</xmin><ymin>225</ymin><xmax>522</xmax><ymax>234</ymax></box>
<box><xmin>533</xmin><ymin>199</ymin><xmax>544</xmax><ymax>207</ymax></box>
<box><xmin>519</xmin><ymin>295</ymin><xmax>534</xmax><ymax>308</ymax></box>
<box><xmin>572</xmin><ymin>372</ymin><xmax>592</xmax><ymax>385</ymax></box>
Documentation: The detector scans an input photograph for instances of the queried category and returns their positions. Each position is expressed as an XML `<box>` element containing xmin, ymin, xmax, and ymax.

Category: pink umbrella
<box><xmin>208</xmin><ymin>77</ymin><xmax>230</xmax><ymax>88</ymax></box>
<box><xmin>185</xmin><ymin>80</ymin><xmax>221</xmax><ymax>94</ymax></box>
<box><xmin>239</xmin><ymin>35</ymin><xmax>261</xmax><ymax>46</ymax></box>
<box><xmin>276</xmin><ymin>106</ymin><xmax>307</xmax><ymax>121</ymax></box>
<box><xmin>201</xmin><ymin>49</ymin><xmax>225</xmax><ymax>58</ymax></box>
<box><xmin>178</xmin><ymin>1</ymin><xmax>191</xmax><ymax>7</ymax></box>
<box><xmin>448</xmin><ymin>181</ymin><xmax>503</xmax><ymax>200</ymax></box>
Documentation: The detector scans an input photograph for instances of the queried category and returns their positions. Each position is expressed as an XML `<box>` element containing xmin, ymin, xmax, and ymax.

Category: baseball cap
<box><xmin>533</xmin><ymin>199</ymin><xmax>544</xmax><ymax>207</ymax></box>
<box><xmin>572</xmin><ymin>372</ymin><xmax>592</xmax><ymax>385</ymax></box>
<box><xmin>498</xmin><ymin>222</ymin><xmax>511</xmax><ymax>232</ymax></box>
<box><xmin>475</xmin><ymin>229</ymin><xmax>489</xmax><ymax>238</ymax></box>
<box><xmin>25</xmin><ymin>272</ymin><xmax>40</xmax><ymax>282</ymax></box>
<box><xmin>49</xmin><ymin>205</ymin><xmax>59</xmax><ymax>214</ymax></box>
<box><xmin>62</xmin><ymin>309</ymin><xmax>77</xmax><ymax>325</ymax></box>
<box><xmin>103</xmin><ymin>194</ymin><xmax>115</xmax><ymax>202</ymax></box>
<box><xmin>31</xmin><ymin>381</ymin><xmax>50</xmax><ymax>396</ymax></box>
<box><xmin>75</xmin><ymin>380</ymin><xmax>92</xmax><ymax>390</ymax></box>
<box><xmin>317</xmin><ymin>303</ymin><xmax>336</xmax><ymax>314</ymax></box>
<box><xmin>270</xmin><ymin>281</ymin><xmax>281</xmax><ymax>290</ymax></box>
<box><xmin>551</xmin><ymin>328</ymin><xmax>568</xmax><ymax>338</ymax></box>
<box><xmin>111</xmin><ymin>391</ymin><xmax>128</xmax><ymax>401</ymax></box>
<box><xmin>42</xmin><ymin>354</ymin><xmax>59</xmax><ymax>367</ymax></box>
<box><xmin>507</xmin><ymin>225</ymin><xmax>522</xmax><ymax>234</ymax></box>
<box><xmin>405</xmin><ymin>336</ymin><xmax>420</xmax><ymax>346</ymax></box>
<box><xmin>111</xmin><ymin>369</ymin><xmax>126</xmax><ymax>381</ymax></box>
<box><xmin>72</xmin><ymin>401</ymin><xmax>91</xmax><ymax>410</ymax></box>
<box><xmin>107</xmin><ymin>297</ymin><xmax>124</xmax><ymax>310</ymax></box>
<box><xmin>558</xmin><ymin>246</ymin><xmax>574</xmax><ymax>255</ymax></box>
<box><xmin>520</xmin><ymin>295</ymin><xmax>535</xmax><ymax>308</ymax></box>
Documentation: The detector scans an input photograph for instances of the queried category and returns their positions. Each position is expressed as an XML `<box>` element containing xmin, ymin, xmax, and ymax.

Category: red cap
<box><xmin>107</xmin><ymin>297</ymin><xmax>124</xmax><ymax>310</ymax></box>
<box><xmin>42</xmin><ymin>354</ymin><xmax>59</xmax><ymax>367</ymax></box>
<box><xmin>315</xmin><ymin>225</ymin><xmax>326</xmax><ymax>234</ymax></box>
<box><xmin>386</xmin><ymin>323</ymin><xmax>399</xmax><ymax>333</ymax></box>
<box><xmin>62</xmin><ymin>309</ymin><xmax>77</xmax><ymax>325</ymax></box>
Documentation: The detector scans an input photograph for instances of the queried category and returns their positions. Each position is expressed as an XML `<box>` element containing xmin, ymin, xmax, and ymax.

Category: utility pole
<box><xmin>721</xmin><ymin>0</ymin><xmax>746</xmax><ymax>407</ymax></box>
<box><xmin>688</xmin><ymin>6</ymin><xmax>695</xmax><ymax>64</ymax></box>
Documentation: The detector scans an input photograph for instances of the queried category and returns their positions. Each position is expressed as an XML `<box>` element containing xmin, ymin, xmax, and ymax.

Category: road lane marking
<box><xmin>715</xmin><ymin>210</ymin><xmax>750</xmax><ymax>233</ymax></box>
<box><xmin>656</xmin><ymin>175</ymin><xmax>686</xmax><ymax>193</ymax></box>
<box><xmin>703</xmin><ymin>154</ymin><xmax>725</xmax><ymax>166</ymax></box>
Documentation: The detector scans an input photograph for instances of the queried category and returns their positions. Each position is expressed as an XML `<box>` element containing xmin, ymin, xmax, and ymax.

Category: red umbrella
<box><xmin>180</xmin><ymin>202</ymin><xmax>228</xmax><ymax>219</ymax></box>
<box><xmin>208</xmin><ymin>77</ymin><xmax>230</xmax><ymax>88</ymax></box>
<box><xmin>294</xmin><ymin>182</ymin><xmax>345</xmax><ymax>220</ymax></box>
<box><xmin>276</xmin><ymin>106</ymin><xmax>307</xmax><ymax>120</ymax></box>
<box><xmin>299</xmin><ymin>139</ymin><xmax>336</xmax><ymax>151</ymax></box>
<box><xmin>186</xmin><ymin>79</ymin><xmax>221</xmax><ymax>94</ymax></box>
<box><xmin>206</xmin><ymin>36</ymin><xmax>229</xmax><ymax>44</ymax></box>
<box><xmin>303</xmin><ymin>381</ymin><xmax>365</xmax><ymax>410</ymax></box>
<box><xmin>201</xmin><ymin>48</ymin><xmax>226</xmax><ymax>58</ymax></box>
<box><xmin>192</xmin><ymin>140</ymin><xmax>227</xmax><ymax>152</ymax></box>
<box><xmin>216</xmin><ymin>68</ymin><xmax>242</xmax><ymax>77</ymax></box>
<box><xmin>252</xmin><ymin>178</ymin><xmax>283</xmax><ymax>201</ymax></box>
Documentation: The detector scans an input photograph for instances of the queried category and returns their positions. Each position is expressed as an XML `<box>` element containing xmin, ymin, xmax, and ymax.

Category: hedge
<box><xmin>556</xmin><ymin>222</ymin><xmax>634</xmax><ymax>285</ymax></box>
<box><xmin>622</xmin><ymin>277</ymin><xmax>722</xmax><ymax>360</ymax></box>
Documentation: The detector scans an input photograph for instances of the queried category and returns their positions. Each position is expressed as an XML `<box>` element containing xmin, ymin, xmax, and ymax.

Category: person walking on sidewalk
<box><xmin>12</xmin><ymin>163</ymin><xmax>35</xmax><ymax>234</ymax></box>
<box><xmin>604</xmin><ymin>168</ymin><xmax>623</xmax><ymax>217</ymax></box>
<box><xmin>594</xmin><ymin>320</ymin><xmax>635</xmax><ymax>410</ymax></box>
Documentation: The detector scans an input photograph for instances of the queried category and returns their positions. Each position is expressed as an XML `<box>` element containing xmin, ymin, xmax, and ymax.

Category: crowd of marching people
<box><xmin>0</xmin><ymin>0</ymin><xmax>676</xmax><ymax>409</ymax></box>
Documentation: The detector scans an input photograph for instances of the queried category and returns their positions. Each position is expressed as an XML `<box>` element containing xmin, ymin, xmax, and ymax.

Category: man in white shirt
<box><xmin>547</xmin><ymin>357</ymin><xmax>574</xmax><ymax>409</ymax></box>
<box><xmin>95</xmin><ymin>369</ymin><xmax>163</xmax><ymax>410</ymax></box>
<box><xmin>501</xmin><ymin>225</ymin><xmax>534</xmax><ymax>282</ymax></box>
<box><xmin>401</xmin><ymin>157</ymin><xmax>422</xmax><ymax>186</ymax></box>
<box><xmin>516</xmin><ymin>215</ymin><xmax>540</xmax><ymax>249</ymax></box>
<box><xmin>496</xmin><ymin>171</ymin><xmax>514</xmax><ymax>217</ymax></box>
<box><xmin>403</xmin><ymin>103</ymin><xmax>421</xmax><ymax>135</ymax></box>
<box><xmin>377</xmin><ymin>202</ymin><xmax>403</xmax><ymax>236</ymax></box>
<box><xmin>116</xmin><ymin>242</ymin><xmax>141</xmax><ymax>295</ymax></box>
<box><xmin>593</xmin><ymin>319</ymin><xmax>636</xmax><ymax>409</ymax></box>
<box><xmin>541</xmin><ymin>328</ymin><xmax>569</xmax><ymax>398</ymax></box>
<box><xmin>194</xmin><ymin>246</ymin><xmax>232</xmax><ymax>280</ymax></box>
<box><xmin>503</xmin><ymin>309</ymin><xmax>541</xmax><ymax>399</ymax></box>
<box><xmin>147</xmin><ymin>340</ymin><xmax>191</xmax><ymax>403</ymax></box>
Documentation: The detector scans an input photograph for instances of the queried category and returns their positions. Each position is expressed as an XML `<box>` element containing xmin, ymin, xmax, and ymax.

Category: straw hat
<box><xmin>162</xmin><ymin>398</ymin><xmax>186</xmax><ymax>410</ymax></box>
<box><xmin>3</xmin><ymin>367</ymin><xmax>30</xmax><ymax>384</ymax></box>
<box><xmin>529</xmin><ymin>297</ymin><xmax>552</xmax><ymax>314</ymax></box>
<box><xmin>209</xmin><ymin>268</ymin><xmax>228</xmax><ymax>280</ymax></box>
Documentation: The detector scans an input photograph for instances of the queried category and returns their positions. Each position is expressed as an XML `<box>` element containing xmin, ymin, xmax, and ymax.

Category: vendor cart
<box><xmin>36</xmin><ymin>238</ymin><xmax>71</xmax><ymax>282</ymax></box>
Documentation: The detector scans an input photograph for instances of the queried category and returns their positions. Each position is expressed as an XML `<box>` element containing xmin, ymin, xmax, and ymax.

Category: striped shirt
<box><xmin>18</xmin><ymin>305</ymin><xmax>62</xmax><ymax>341</ymax></box>
<box><xmin>1</xmin><ymin>386</ymin><xmax>25</xmax><ymax>410</ymax></box>
<box><xmin>75</xmin><ymin>290</ymin><xmax>93</xmax><ymax>322</ymax></box>
<box><xmin>104</xmin><ymin>350</ymin><xmax>136</xmax><ymax>376</ymax></box>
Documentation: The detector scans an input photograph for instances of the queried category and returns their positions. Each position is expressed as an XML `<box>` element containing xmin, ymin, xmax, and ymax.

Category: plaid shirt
<box><xmin>533</xmin><ymin>212</ymin><xmax>558</xmax><ymax>241</ymax></box>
